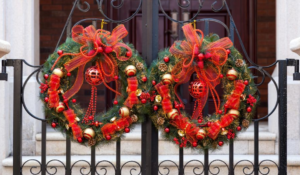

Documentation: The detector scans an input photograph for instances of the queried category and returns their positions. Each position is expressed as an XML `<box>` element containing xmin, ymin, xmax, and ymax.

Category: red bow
<box><xmin>63</xmin><ymin>109</ymin><xmax>83</xmax><ymax>140</ymax></box>
<box><xmin>101</xmin><ymin>116</ymin><xmax>132</xmax><ymax>137</ymax></box>
<box><xmin>47</xmin><ymin>74</ymin><xmax>61</xmax><ymax>108</ymax></box>
<box><xmin>155</xmin><ymin>83</ymin><xmax>172</xmax><ymax>113</ymax></box>
<box><xmin>124</xmin><ymin>77</ymin><xmax>139</xmax><ymax>108</ymax></box>
<box><xmin>169</xmin><ymin>23</ymin><xmax>233</xmax><ymax>116</ymax></box>
<box><xmin>224</xmin><ymin>80</ymin><xmax>246</xmax><ymax>113</ymax></box>
<box><xmin>51</xmin><ymin>25</ymin><xmax>132</xmax><ymax>101</ymax></box>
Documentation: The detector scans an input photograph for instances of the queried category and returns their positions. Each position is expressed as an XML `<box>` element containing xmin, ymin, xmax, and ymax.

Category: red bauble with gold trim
<box><xmin>85</xmin><ymin>66</ymin><xmax>102</xmax><ymax>86</ymax></box>
<box><xmin>188</xmin><ymin>79</ymin><xmax>207</xmax><ymax>98</ymax></box>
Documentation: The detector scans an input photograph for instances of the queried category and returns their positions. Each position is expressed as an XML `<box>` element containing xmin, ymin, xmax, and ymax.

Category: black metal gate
<box><xmin>1</xmin><ymin>0</ymin><xmax>300</xmax><ymax>175</ymax></box>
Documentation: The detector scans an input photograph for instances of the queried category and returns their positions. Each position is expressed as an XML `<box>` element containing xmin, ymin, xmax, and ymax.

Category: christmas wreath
<box><xmin>40</xmin><ymin>24</ymin><xmax>149</xmax><ymax>146</ymax></box>
<box><xmin>148</xmin><ymin>23</ymin><xmax>258</xmax><ymax>150</ymax></box>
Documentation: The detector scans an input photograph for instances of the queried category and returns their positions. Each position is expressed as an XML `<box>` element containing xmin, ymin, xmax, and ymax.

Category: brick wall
<box><xmin>256</xmin><ymin>0</ymin><xmax>276</xmax><ymax>118</ymax></box>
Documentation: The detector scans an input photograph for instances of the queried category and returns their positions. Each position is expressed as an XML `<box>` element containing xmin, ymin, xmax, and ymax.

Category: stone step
<box><xmin>2</xmin><ymin>154</ymin><xmax>300</xmax><ymax>175</ymax></box>
<box><xmin>36</xmin><ymin>122</ymin><xmax>276</xmax><ymax>155</ymax></box>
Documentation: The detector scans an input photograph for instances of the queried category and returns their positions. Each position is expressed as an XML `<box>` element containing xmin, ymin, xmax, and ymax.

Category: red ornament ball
<box><xmin>114</xmin><ymin>75</ymin><xmax>119</xmax><ymax>80</ymax></box>
<box><xmin>219</xmin><ymin>74</ymin><xmax>224</xmax><ymax>79</ymax></box>
<box><xmin>175</xmin><ymin>104</ymin><xmax>180</xmax><ymax>109</ymax></box>
<box><xmin>192</xmin><ymin>142</ymin><xmax>198</xmax><ymax>147</ymax></box>
<box><xmin>198</xmin><ymin>119</ymin><xmax>203</xmax><ymax>123</ymax></box>
<box><xmin>51</xmin><ymin>122</ymin><xmax>57</xmax><ymax>128</ymax></box>
<box><xmin>153</xmin><ymin>105</ymin><xmax>158</xmax><ymax>111</ymax></box>
<box><xmin>77</xmin><ymin>137</ymin><xmax>83</xmax><ymax>143</ymax></box>
<box><xmin>224</xmin><ymin>104</ymin><xmax>229</xmax><ymax>108</ymax></box>
<box><xmin>105</xmin><ymin>135</ymin><xmax>111</xmax><ymax>140</ymax></box>
<box><xmin>141</xmin><ymin>99</ymin><xmax>147</xmax><ymax>104</ymax></box>
<box><xmin>87</xmin><ymin>49</ymin><xmax>96</xmax><ymax>56</ymax></box>
<box><xmin>44</xmin><ymin>97</ymin><xmax>49</xmax><ymax>103</ymax></box>
<box><xmin>207</xmin><ymin>121</ymin><xmax>211</xmax><ymax>127</ymax></box>
<box><xmin>198</xmin><ymin>53</ymin><xmax>204</xmax><ymax>60</ymax></box>
<box><xmin>124</xmin><ymin>127</ymin><xmax>130</xmax><ymax>133</ymax></box>
<box><xmin>44</xmin><ymin>74</ymin><xmax>49</xmax><ymax>80</ymax></box>
<box><xmin>98</xmin><ymin>46</ymin><xmax>103</xmax><ymax>53</ymax></box>
<box><xmin>237</xmin><ymin>126</ymin><xmax>242</xmax><ymax>131</ymax></box>
<box><xmin>142</xmin><ymin>76</ymin><xmax>147</xmax><ymax>82</ymax></box>
<box><xmin>164</xmin><ymin>56</ymin><xmax>170</xmax><ymax>63</ymax></box>
<box><xmin>247</xmin><ymin>107</ymin><xmax>252</xmax><ymax>113</ymax></box>
<box><xmin>88</xmin><ymin>116</ymin><xmax>93</xmax><ymax>120</ymax></box>
<box><xmin>188</xmin><ymin>79</ymin><xmax>207</xmax><ymax>99</ymax></box>
<box><xmin>164</xmin><ymin>128</ymin><xmax>170</xmax><ymax>133</ymax></box>
<box><xmin>244</xmin><ymin>80</ymin><xmax>249</xmax><ymax>85</ymax></box>
<box><xmin>57</xmin><ymin>50</ymin><xmax>63</xmax><ymax>56</ymax></box>
<box><xmin>218</xmin><ymin>110</ymin><xmax>223</xmax><ymax>114</ymax></box>
<box><xmin>152</xmin><ymin>80</ymin><xmax>156</xmax><ymax>86</ymax></box>
<box><xmin>126</xmin><ymin>51</ymin><xmax>132</xmax><ymax>57</ymax></box>
<box><xmin>175</xmin><ymin>78</ymin><xmax>179</xmax><ymax>82</ymax></box>
<box><xmin>72</xmin><ymin>99</ymin><xmax>76</xmax><ymax>103</ymax></box>
<box><xmin>67</xmin><ymin>72</ymin><xmax>71</xmax><ymax>77</ymax></box>
<box><xmin>226</xmin><ymin>49</ymin><xmax>231</xmax><ymax>55</ymax></box>
<box><xmin>218</xmin><ymin>141</ymin><xmax>224</xmax><ymax>146</ymax></box>
<box><xmin>179</xmin><ymin>104</ymin><xmax>183</xmax><ymax>108</ymax></box>
<box><xmin>85</xmin><ymin>66</ymin><xmax>102</xmax><ymax>86</ymax></box>
<box><xmin>105</xmin><ymin>47</ymin><xmax>113</xmax><ymax>53</ymax></box>
<box><xmin>113</xmin><ymin>100</ymin><xmax>118</xmax><ymax>105</ymax></box>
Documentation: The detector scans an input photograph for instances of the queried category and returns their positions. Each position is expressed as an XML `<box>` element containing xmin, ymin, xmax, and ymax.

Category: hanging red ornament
<box><xmin>67</xmin><ymin>72</ymin><xmax>71</xmax><ymax>77</ymax></box>
<box><xmin>124</xmin><ymin>127</ymin><xmax>130</xmax><ymax>133</ymax></box>
<box><xmin>153</xmin><ymin>105</ymin><xmax>158</xmax><ymax>111</ymax></box>
<box><xmin>72</xmin><ymin>99</ymin><xmax>76</xmax><ymax>103</ymax></box>
<box><xmin>175</xmin><ymin>104</ymin><xmax>180</xmax><ymax>109</ymax></box>
<box><xmin>44</xmin><ymin>97</ymin><xmax>49</xmax><ymax>103</ymax></box>
<box><xmin>218</xmin><ymin>141</ymin><xmax>224</xmax><ymax>146</ymax></box>
<box><xmin>188</xmin><ymin>79</ymin><xmax>207</xmax><ymax>120</ymax></box>
<box><xmin>83</xmin><ymin>66</ymin><xmax>103</xmax><ymax>124</ymax></box>
<box><xmin>105</xmin><ymin>47</ymin><xmax>113</xmax><ymax>53</ymax></box>
<box><xmin>98</xmin><ymin>46</ymin><xmax>103</xmax><ymax>53</ymax></box>
<box><xmin>192</xmin><ymin>142</ymin><xmax>198</xmax><ymax>147</ymax></box>
<box><xmin>113</xmin><ymin>100</ymin><xmax>118</xmax><ymax>105</ymax></box>
<box><xmin>152</xmin><ymin>80</ymin><xmax>156</xmax><ymax>86</ymax></box>
<box><xmin>179</xmin><ymin>104</ymin><xmax>183</xmax><ymax>108</ymax></box>
<box><xmin>105</xmin><ymin>135</ymin><xmax>112</xmax><ymax>140</ymax></box>
<box><xmin>141</xmin><ymin>99</ymin><xmax>147</xmax><ymax>104</ymax></box>
<box><xmin>77</xmin><ymin>137</ymin><xmax>83</xmax><ymax>143</ymax></box>
<box><xmin>198</xmin><ymin>53</ymin><xmax>204</xmax><ymax>60</ymax></box>
<box><xmin>57</xmin><ymin>50</ymin><xmax>63</xmax><ymax>56</ymax></box>
<box><xmin>44</xmin><ymin>74</ymin><xmax>49</xmax><ymax>80</ymax></box>
<box><xmin>142</xmin><ymin>76</ymin><xmax>147</xmax><ymax>82</ymax></box>
<box><xmin>164</xmin><ymin>56</ymin><xmax>170</xmax><ymax>63</ymax></box>
<box><xmin>126</xmin><ymin>51</ymin><xmax>132</xmax><ymax>57</ymax></box>
<box><xmin>114</xmin><ymin>75</ymin><xmax>119</xmax><ymax>80</ymax></box>
<box><xmin>164</xmin><ymin>128</ymin><xmax>170</xmax><ymax>133</ymax></box>
<box><xmin>247</xmin><ymin>107</ymin><xmax>252</xmax><ymax>113</ymax></box>
<box><xmin>51</xmin><ymin>122</ymin><xmax>57</xmax><ymax>128</ymax></box>
<box><xmin>219</xmin><ymin>74</ymin><xmax>224</xmax><ymax>79</ymax></box>
<box><xmin>237</xmin><ymin>126</ymin><xmax>241</xmax><ymax>131</ymax></box>
<box><xmin>198</xmin><ymin>119</ymin><xmax>202</xmax><ymax>123</ymax></box>
<box><xmin>226</xmin><ymin>49</ymin><xmax>231</xmax><ymax>55</ymax></box>
<box><xmin>244</xmin><ymin>80</ymin><xmax>249</xmax><ymax>85</ymax></box>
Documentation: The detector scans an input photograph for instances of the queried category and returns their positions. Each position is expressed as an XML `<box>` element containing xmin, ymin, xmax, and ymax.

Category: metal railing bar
<box><xmin>116</xmin><ymin>139</ymin><xmax>121</xmax><ymax>175</ymax></box>
<box><xmin>254</xmin><ymin>121</ymin><xmax>259</xmax><ymax>175</ymax></box>
<box><xmin>91</xmin><ymin>146</ymin><xmax>96</xmax><ymax>175</ymax></box>
<box><xmin>179</xmin><ymin>147</ymin><xmax>184</xmax><ymax>175</ymax></box>
<box><xmin>41</xmin><ymin>121</ymin><xmax>47</xmax><ymax>175</ymax></box>
<box><xmin>66</xmin><ymin>137</ymin><xmax>71</xmax><ymax>175</ymax></box>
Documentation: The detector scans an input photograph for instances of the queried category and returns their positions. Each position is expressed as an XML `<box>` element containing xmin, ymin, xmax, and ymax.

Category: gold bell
<box><xmin>53</xmin><ymin>68</ymin><xmax>64</xmax><ymax>78</ymax></box>
<box><xmin>83</xmin><ymin>128</ymin><xmax>95</xmax><ymax>140</ymax></box>
<box><xmin>124</xmin><ymin>65</ymin><xmax>137</xmax><ymax>76</ymax></box>
<box><xmin>162</xmin><ymin>74</ymin><xmax>173</xmax><ymax>85</ymax></box>
<box><xmin>226</xmin><ymin>68</ymin><xmax>238</xmax><ymax>81</ymax></box>
<box><xmin>55</xmin><ymin>102</ymin><xmax>65</xmax><ymax>113</ymax></box>
<box><xmin>119</xmin><ymin>106</ymin><xmax>130</xmax><ymax>118</ymax></box>
<box><xmin>167</xmin><ymin>109</ymin><xmax>179</xmax><ymax>120</ymax></box>
<box><xmin>227</xmin><ymin>109</ymin><xmax>240</xmax><ymax>118</ymax></box>
<box><xmin>178</xmin><ymin>130</ymin><xmax>185</xmax><ymax>137</ymax></box>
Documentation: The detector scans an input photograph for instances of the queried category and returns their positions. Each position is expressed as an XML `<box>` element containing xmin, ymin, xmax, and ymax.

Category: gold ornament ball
<box><xmin>167</xmin><ymin>109</ymin><xmax>179</xmax><ymax>120</ymax></box>
<box><xmin>53</xmin><ymin>68</ymin><xmax>64</xmax><ymax>78</ymax></box>
<box><xmin>155</xmin><ymin>95</ymin><xmax>162</xmax><ymax>103</ymax></box>
<box><xmin>196</xmin><ymin>129</ymin><xmax>206</xmax><ymax>140</ymax></box>
<box><xmin>162</xmin><ymin>74</ymin><xmax>173</xmax><ymax>85</ymax></box>
<box><xmin>83</xmin><ymin>128</ymin><xmax>95</xmax><ymax>140</ymax></box>
<box><xmin>178</xmin><ymin>130</ymin><xmax>186</xmax><ymax>137</ymax></box>
<box><xmin>227</xmin><ymin>109</ymin><xmax>240</xmax><ymax>118</ymax></box>
<box><xmin>226</xmin><ymin>68</ymin><xmax>238</xmax><ymax>80</ymax></box>
<box><xmin>124</xmin><ymin>65</ymin><xmax>137</xmax><ymax>76</ymax></box>
<box><xmin>56</xmin><ymin>102</ymin><xmax>65</xmax><ymax>113</ymax></box>
<box><xmin>131</xmin><ymin>115</ymin><xmax>138</xmax><ymax>123</ymax></box>
<box><xmin>119</xmin><ymin>106</ymin><xmax>130</xmax><ymax>118</ymax></box>
<box><xmin>135</xmin><ymin>89</ymin><xmax>142</xmax><ymax>96</ymax></box>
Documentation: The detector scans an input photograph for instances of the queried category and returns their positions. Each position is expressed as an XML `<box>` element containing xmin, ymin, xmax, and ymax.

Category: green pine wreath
<box><xmin>147</xmin><ymin>23</ymin><xmax>258</xmax><ymax>150</ymax></box>
<box><xmin>40</xmin><ymin>24</ymin><xmax>149</xmax><ymax>146</ymax></box>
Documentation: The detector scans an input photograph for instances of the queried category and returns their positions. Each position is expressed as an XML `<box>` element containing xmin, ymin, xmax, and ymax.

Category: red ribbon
<box><xmin>51</xmin><ymin>25</ymin><xmax>132</xmax><ymax>101</ymax></box>
<box><xmin>155</xmin><ymin>83</ymin><xmax>173</xmax><ymax>113</ymax></box>
<box><xmin>169</xmin><ymin>23</ymin><xmax>233</xmax><ymax>116</ymax></box>
<box><xmin>224</xmin><ymin>80</ymin><xmax>246</xmax><ymax>113</ymax></box>
<box><xmin>124</xmin><ymin>77</ymin><xmax>139</xmax><ymax>108</ymax></box>
<box><xmin>101</xmin><ymin>116</ymin><xmax>132</xmax><ymax>137</ymax></box>
<box><xmin>63</xmin><ymin>109</ymin><xmax>83</xmax><ymax>140</ymax></box>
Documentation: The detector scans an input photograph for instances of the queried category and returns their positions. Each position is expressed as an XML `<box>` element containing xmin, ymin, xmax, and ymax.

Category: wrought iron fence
<box><xmin>0</xmin><ymin>0</ymin><xmax>300</xmax><ymax>175</ymax></box>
